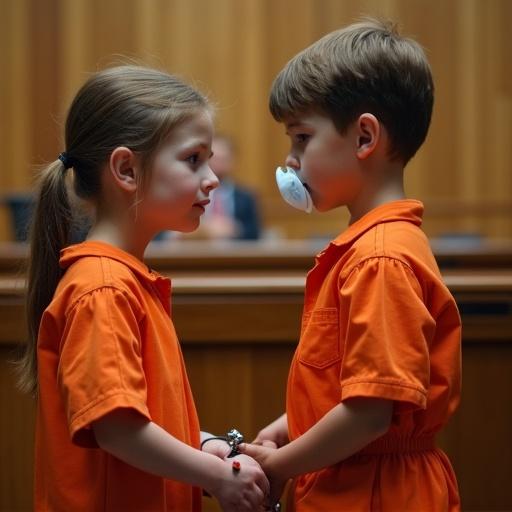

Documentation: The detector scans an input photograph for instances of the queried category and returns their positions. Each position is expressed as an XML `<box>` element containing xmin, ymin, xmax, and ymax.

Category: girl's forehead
<box><xmin>170</xmin><ymin>110</ymin><xmax>214</xmax><ymax>142</ymax></box>
<box><xmin>156</xmin><ymin>111</ymin><xmax>213</xmax><ymax>153</ymax></box>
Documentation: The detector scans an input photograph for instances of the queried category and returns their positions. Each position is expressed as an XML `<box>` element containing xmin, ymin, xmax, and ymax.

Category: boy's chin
<box><xmin>314</xmin><ymin>200</ymin><xmax>341</xmax><ymax>213</ymax></box>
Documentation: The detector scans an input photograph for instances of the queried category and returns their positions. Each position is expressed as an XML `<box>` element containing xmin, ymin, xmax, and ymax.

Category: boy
<box><xmin>241</xmin><ymin>19</ymin><xmax>461</xmax><ymax>512</ymax></box>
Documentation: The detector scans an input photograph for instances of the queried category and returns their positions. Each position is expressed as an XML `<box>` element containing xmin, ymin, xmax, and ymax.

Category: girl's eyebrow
<box><xmin>181</xmin><ymin>141</ymin><xmax>210</xmax><ymax>151</ymax></box>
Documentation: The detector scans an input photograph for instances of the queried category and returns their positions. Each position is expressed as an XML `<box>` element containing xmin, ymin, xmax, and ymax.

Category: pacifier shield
<box><xmin>275</xmin><ymin>166</ymin><xmax>313</xmax><ymax>213</ymax></box>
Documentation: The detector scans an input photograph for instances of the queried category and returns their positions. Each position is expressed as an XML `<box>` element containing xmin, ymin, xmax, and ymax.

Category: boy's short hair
<box><xmin>269</xmin><ymin>19</ymin><xmax>434</xmax><ymax>164</ymax></box>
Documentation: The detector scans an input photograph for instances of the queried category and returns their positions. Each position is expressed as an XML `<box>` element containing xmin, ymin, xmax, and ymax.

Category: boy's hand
<box><xmin>253</xmin><ymin>414</ymin><xmax>289</xmax><ymax>448</ymax></box>
<box><xmin>239</xmin><ymin>442</ymin><xmax>287</xmax><ymax>509</ymax></box>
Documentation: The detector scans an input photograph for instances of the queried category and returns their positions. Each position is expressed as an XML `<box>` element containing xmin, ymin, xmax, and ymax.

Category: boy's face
<box><xmin>283</xmin><ymin>113</ymin><xmax>363</xmax><ymax>212</ymax></box>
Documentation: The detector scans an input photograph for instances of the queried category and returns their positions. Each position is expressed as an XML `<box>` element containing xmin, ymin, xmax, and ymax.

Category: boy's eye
<box><xmin>296</xmin><ymin>134</ymin><xmax>310</xmax><ymax>143</ymax></box>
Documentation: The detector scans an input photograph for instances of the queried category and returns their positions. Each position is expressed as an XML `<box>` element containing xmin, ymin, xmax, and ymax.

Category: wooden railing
<box><xmin>1</xmin><ymin>240</ymin><xmax>511</xmax><ymax>511</ymax></box>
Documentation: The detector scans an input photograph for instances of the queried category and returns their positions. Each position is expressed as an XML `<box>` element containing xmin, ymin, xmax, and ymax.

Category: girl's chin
<box><xmin>180</xmin><ymin>220</ymin><xmax>201</xmax><ymax>233</ymax></box>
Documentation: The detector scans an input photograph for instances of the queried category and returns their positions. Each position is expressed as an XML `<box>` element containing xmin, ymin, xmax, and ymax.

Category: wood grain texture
<box><xmin>0</xmin><ymin>256</ymin><xmax>511</xmax><ymax>509</ymax></box>
<box><xmin>0</xmin><ymin>0</ymin><xmax>511</xmax><ymax>241</ymax></box>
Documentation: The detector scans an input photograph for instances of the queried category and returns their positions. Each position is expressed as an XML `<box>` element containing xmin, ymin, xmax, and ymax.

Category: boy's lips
<box><xmin>193</xmin><ymin>199</ymin><xmax>210</xmax><ymax>208</ymax></box>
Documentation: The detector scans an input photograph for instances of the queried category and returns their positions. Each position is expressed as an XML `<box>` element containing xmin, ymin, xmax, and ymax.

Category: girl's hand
<box><xmin>228</xmin><ymin>453</ymin><xmax>263</xmax><ymax>468</ymax></box>
<box><xmin>253</xmin><ymin>414</ymin><xmax>289</xmax><ymax>448</ymax></box>
<box><xmin>201</xmin><ymin>439</ymin><xmax>231</xmax><ymax>459</ymax></box>
<box><xmin>207</xmin><ymin>456</ymin><xmax>270</xmax><ymax>512</ymax></box>
<box><xmin>239</xmin><ymin>443</ymin><xmax>287</xmax><ymax>509</ymax></box>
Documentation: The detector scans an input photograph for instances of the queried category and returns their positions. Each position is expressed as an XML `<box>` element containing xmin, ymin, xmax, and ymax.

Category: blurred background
<box><xmin>0</xmin><ymin>0</ymin><xmax>511</xmax><ymax>242</ymax></box>
<box><xmin>1</xmin><ymin>1</ymin><xmax>511</xmax><ymax>511</ymax></box>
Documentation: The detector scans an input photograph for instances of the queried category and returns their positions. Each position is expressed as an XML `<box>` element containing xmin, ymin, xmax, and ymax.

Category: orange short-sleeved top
<box><xmin>34</xmin><ymin>241</ymin><xmax>202</xmax><ymax>512</ymax></box>
<box><xmin>287</xmin><ymin>201</ymin><xmax>462</xmax><ymax>512</ymax></box>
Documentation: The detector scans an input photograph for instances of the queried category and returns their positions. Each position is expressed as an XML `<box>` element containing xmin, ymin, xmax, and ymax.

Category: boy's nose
<box><xmin>285</xmin><ymin>154</ymin><xmax>300</xmax><ymax>170</ymax></box>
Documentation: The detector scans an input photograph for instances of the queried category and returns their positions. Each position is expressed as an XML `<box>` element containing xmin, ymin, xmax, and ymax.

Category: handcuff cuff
<box><xmin>200</xmin><ymin>428</ymin><xmax>244</xmax><ymax>457</ymax></box>
<box><xmin>201</xmin><ymin>428</ymin><xmax>282</xmax><ymax>511</ymax></box>
<box><xmin>225</xmin><ymin>428</ymin><xmax>244</xmax><ymax>457</ymax></box>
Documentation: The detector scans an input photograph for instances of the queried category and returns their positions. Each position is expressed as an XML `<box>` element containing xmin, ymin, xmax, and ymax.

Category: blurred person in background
<box><xmin>200</xmin><ymin>135</ymin><xmax>261</xmax><ymax>240</ymax></box>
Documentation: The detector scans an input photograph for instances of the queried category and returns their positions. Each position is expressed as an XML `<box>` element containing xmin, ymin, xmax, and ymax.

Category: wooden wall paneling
<box><xmin>185</xmin><ymin>342</ymin><xmax>295</xmax><ymax>512</ymax></box>
<box><xmin>132</xmin><ymin>0</ymin><xmax>161</xmax><ymax>64</ymax></box>
<box><xmin>0</xmin><ymin>2</ymin><xmax>11</xmax><ymax>240</ymax></box>
<box><xmin>259</xmin><ymin>0</ymin><xmax>318</xmax><ymax>202</ymax></box>
<box><xmin>0</xmin><ymin>0</ymin><xmax>32</xmax><ymax>241</ymax></box>
<box><xmin>7</xmin><ymin>0</ymin><xmax>31</xmax><ymax>192</ymax></box>
<box><xmin>163</xmin><ymin>0</ymin><xmax>201</xmax><ymax>77</ymax></box>
<box><xmin>1</xmin><ymin>0</ymin><xmax>15</xmax><ymax>191</ymax></box>
<box><xmin>491</xmin><ymin>99</ymin><xmax>512</xmax><ymax>237</ymax></box>
<box><xmin>234</xmin><ymin>0</ymin><xmax>269</xmax><ymax>191</ymax></box>
<box><xmin>403</xmin><ymin>1</ymin><xmax>458</xmax><ymax>206</ymax></box>
<box><xmin>1</xmin><ymin>264</ymin><xmax>512</xmax><ymax>510</ymax></box>
<box><xmin>0</xmin><ymin>0</ymin><xmax>8</xmax><ymax>195</ymax></box>
<box><xmin>454</xmin><ymin>1</ymin><xmax>494</xmax><ymax>236</ymax></box>
<box><xmin>59</xmin><ymin>0</ymin><xmax>94</xmax><ymax>111</ymax></box>
<box><xmin>430</xmin><ymin>1</ymin><xmax>460</xmax><ymax>205</ymax></box>
<box><xmin>0</xmin><ymin>0</ymin><xmax>511</xmax><ymax>241</ymax></box>
<box><xmin>30</xmin><ymin>0</ymin><xmax>61</xmax><ymax>170</ymax></box>
<box><xmin>198</xmin><ymin>0</ymin><xmax>240</xmax><ymax>134</ymax></box>
<box><xmin>487</xmin><ymin>1</ymin><xmax>512</xmax><ymax>238</ymax></box>
<box><xmin>437</xmin><ymin>341</ymin><xmax>512</xmax><ymax>511</ymax></box>
<box><xmin>90</xmin><ymin>0</ymin><xmax>137</xmax><ymax>68</ymax></box>
<box><xmin>0</xmin><ymin>347</ymin><xmax>36</xmax><ymax>512</ymax></box>
<box><xmin>183</xmin><ymin>343</ymin><xmax>294</xmax><ymax>439</ymax></box>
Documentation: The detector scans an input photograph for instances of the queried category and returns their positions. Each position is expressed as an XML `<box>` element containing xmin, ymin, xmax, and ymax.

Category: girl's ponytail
<box><xmin>17</xmin><ymin>159</ymin><xmax>73</xmax><ymax>395</ymax></box>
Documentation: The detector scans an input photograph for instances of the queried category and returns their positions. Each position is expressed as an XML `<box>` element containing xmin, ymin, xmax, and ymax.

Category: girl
<box><xmin>17</xmin><ymin>65</ymin><xmax>268</xmax><ymax>512</ymax></box>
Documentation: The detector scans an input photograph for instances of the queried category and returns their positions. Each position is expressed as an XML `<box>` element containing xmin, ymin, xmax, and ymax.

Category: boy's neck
<box><xmin>347</xmin><ymin>163</ymin><xmax>406</xmax><ymax>225</ymax></box>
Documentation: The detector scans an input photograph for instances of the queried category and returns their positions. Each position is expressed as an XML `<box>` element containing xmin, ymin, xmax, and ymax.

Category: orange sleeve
<box><xmin>339</xmin><ymin>257</ymin><xmax>434</xmax><ymax>411</ymax></box>
<box><xmin>58</xmin><ymin>286</ymin><xmax>151</xmax><ymax>447</ymax></box>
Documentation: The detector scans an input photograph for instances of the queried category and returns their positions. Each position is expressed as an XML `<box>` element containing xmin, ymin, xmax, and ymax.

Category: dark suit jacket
<box><xmin>233</xmin><ymin>186</ymin><xmax>261</xmax><ymax>240</ymax></box>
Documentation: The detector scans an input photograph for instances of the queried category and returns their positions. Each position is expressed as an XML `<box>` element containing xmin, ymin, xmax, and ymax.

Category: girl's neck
<box><xmin>87</xmin><ymin>219</ymin><xmax>151</xmax><ymax>261</ymax></box>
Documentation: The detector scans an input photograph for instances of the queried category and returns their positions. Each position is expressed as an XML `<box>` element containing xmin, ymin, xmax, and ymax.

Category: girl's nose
<box><xmin>203</xmin><ymin>166</ymin><xmax>220</xmax><ymax>193</ymax></box>
<box><xmin>285</xmin><ymin>154</ymin><xmax>300</xmax><ymax>170</ymax></box>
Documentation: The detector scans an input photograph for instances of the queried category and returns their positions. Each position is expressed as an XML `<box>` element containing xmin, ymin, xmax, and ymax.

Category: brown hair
<box><xmin>269</xmin><ymin>19</ymin><xmax>434</xmax><ymax>164</ymax></box>
<box><xmin>17</xmin><ymin>65</ymin><xmax>209</xmax><ymax>395</ymax></box>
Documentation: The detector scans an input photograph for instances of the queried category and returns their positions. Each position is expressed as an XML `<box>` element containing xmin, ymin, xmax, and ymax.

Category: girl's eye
<box><xmin>186</xmin><ymin>153</ymin><xmax>200</xmax><ymax>165</ymax></box>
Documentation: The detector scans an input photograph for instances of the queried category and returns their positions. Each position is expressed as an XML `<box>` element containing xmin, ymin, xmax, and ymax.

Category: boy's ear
<box><xmin>109</xmin><ymin>147</ymin><xmax>139</xmax><ymax>193</ymax></box>
<box><xmin>355</xmin><ymin>113</ymin><xmax>380</xmax><ymax>160</ymax></box>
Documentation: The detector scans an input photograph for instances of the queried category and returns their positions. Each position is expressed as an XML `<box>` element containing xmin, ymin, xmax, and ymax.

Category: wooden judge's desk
<box><xmin>0</xmin><ymin>239</ymin><xmax>511</xmax><ymax>512</ymax></box>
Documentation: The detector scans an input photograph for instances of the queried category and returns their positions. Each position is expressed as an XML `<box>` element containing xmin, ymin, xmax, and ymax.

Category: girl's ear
<box><xmin>355</xmin><ymin>113</ymin><xmax>380</xmax><ymax>160</ymax></box>
<box><xmin>109</xmin><ymin>147</ymin><xmax>139</xmax><ymax>193</ymax></box>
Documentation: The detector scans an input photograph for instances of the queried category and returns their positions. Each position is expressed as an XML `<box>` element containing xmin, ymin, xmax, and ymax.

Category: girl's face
<box><xmin>140</xmin><ymin>110</ymin><xmax>219</xmax><ymax>233</ymax></box>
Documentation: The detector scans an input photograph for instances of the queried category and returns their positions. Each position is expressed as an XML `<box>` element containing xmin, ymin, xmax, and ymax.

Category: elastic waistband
<box><xmin>357</xmin><ymin>435</ymin><xmax>436</xmax><ymax>455</ymax></box>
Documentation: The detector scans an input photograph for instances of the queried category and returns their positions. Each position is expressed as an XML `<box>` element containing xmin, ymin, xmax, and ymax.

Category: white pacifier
<box><xmin>275</xmin><ymin>166</ymin><xmax>313</xmax><ymax>213</ymax></box>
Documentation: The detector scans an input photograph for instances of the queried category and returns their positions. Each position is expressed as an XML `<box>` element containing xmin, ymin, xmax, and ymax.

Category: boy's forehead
<box><xmin>284</xmin><ymin>112</ymin><xmax>332</xmax><ymax>130</ymax></box>
<box><xmin>284</xmin><ymin>115</ymin><xmax>310</xmax><ymax>129</ymax></box>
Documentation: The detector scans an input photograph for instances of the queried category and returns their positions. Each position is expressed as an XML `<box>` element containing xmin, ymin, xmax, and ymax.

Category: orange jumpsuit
<box><xmin>287</xmin><ymin>200</ymin><xmax>461</xmax><ymax>511</ymax></box>
<box><xmin>34</xmin><ymin>241</ymin><xmax>202</xmax><ymax>511</ymax></box>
